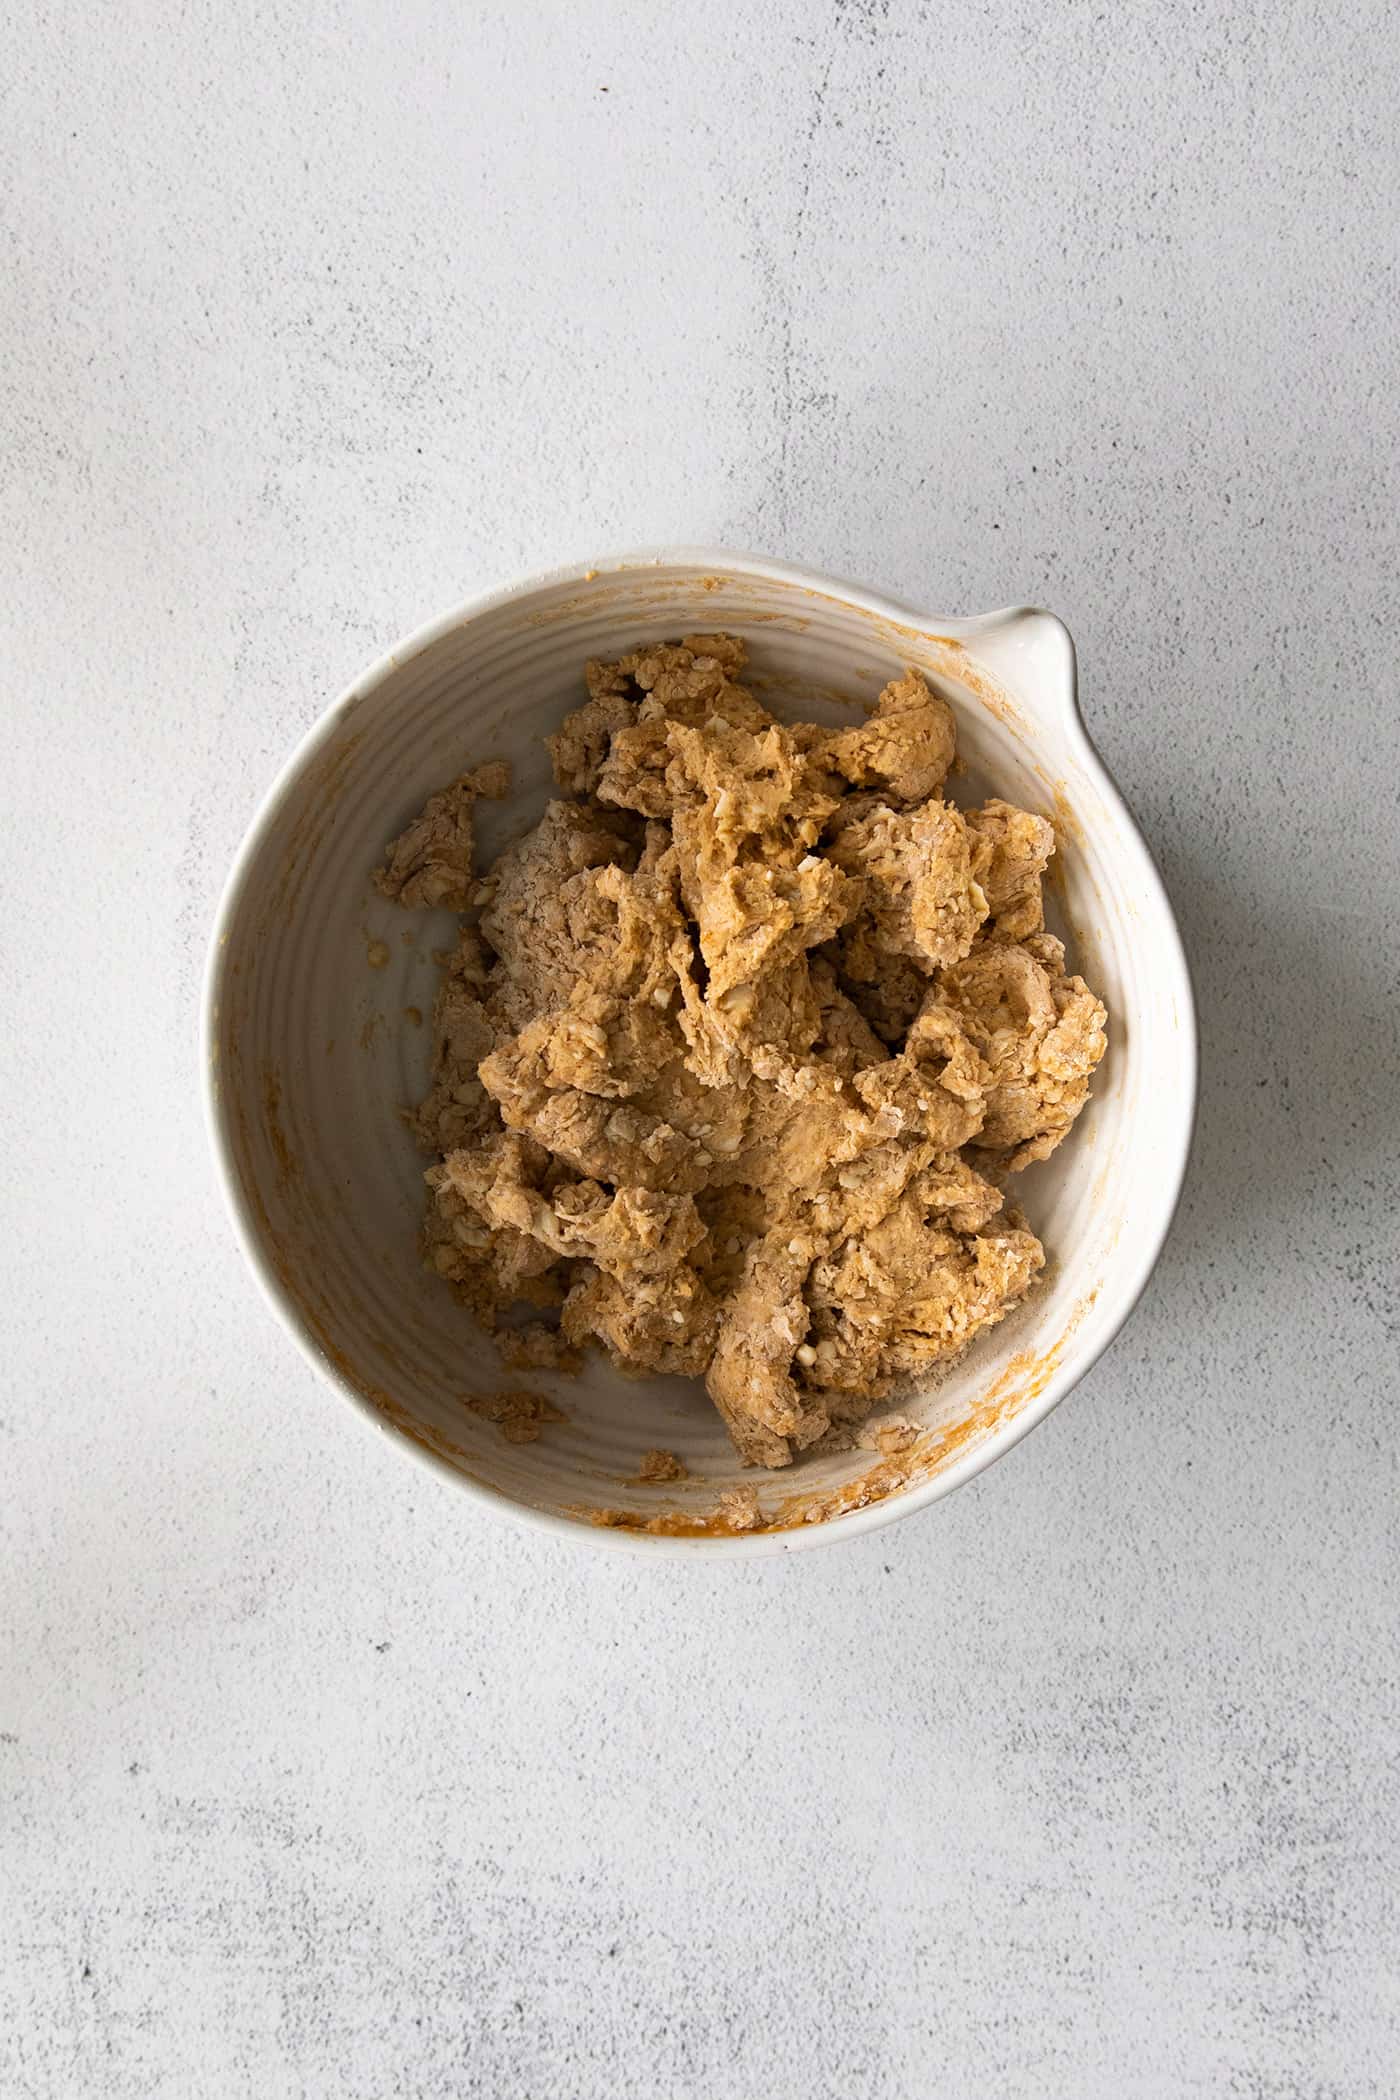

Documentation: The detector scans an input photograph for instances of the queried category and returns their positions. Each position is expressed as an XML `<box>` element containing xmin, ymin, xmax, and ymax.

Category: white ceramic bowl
<box><xmin>203</xmin><ymin>550</ymin><xmax>1196</xmax><ymax>1556</ymax></box>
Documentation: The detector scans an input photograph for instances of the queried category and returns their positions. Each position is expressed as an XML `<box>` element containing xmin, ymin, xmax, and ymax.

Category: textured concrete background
<box><xmin>3</xmin><ymin>2</ymin><xmax>1398</xmax><ymax>2094</ymax></box>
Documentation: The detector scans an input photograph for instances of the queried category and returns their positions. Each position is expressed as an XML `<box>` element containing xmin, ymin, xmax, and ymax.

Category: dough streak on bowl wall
<box><xmin>375</xmin><ymin>632</ymin><xmax>1108</xmax><ymax>1473</ymax></box>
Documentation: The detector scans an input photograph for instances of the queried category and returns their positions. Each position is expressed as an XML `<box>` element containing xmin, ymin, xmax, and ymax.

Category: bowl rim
<box><xmin>202</xmin><ymin>546</ymin><xmax>1198</xmax><ymax>1558</ymax></box>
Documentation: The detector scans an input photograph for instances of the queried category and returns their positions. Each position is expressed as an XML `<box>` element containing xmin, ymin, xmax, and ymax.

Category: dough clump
<box><xmin>377</xmin><ymin>636</ymin><xmax>1106</xmax><ymax>1466</ymax></box>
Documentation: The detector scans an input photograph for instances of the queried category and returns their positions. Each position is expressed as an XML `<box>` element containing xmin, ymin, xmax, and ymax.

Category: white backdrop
<box><xmin>3</xmin><ymin>3</ymin><xmax>1397</xmax><ymax>2094</ymax></box>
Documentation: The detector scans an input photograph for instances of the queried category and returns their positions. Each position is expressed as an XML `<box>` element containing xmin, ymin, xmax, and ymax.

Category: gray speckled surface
<box><xmin>3</xmin><ymin>3</ymin><xmax>1398</xmax><ymax>2094</ymax></box>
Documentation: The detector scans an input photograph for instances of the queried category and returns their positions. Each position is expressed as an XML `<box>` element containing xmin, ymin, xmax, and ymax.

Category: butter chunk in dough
<box><xmin>377</xmin><ymin>635</ymin><xmax>1107</xmax><ymax>1468</ymax></box>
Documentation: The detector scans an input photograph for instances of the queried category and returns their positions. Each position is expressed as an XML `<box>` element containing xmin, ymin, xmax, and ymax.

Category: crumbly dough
<box><xmin>377</xmin><ymin>636</ymin><xmax>1107</xmax><ymax>1468</ymax></box>
<box><xmin>636</xmin><ymin>1448</ymin><xmax>687</xmax><ymax>1484</ymax></box>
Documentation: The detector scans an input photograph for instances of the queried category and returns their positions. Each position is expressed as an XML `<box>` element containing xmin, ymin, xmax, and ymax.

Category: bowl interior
<box><xmin>208</xmin><ymin>559</ymin><xmax>1191</xmax><ymax>1546</ymax></box>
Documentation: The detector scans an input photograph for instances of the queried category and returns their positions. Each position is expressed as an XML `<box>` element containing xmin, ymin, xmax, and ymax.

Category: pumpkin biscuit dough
<box><xmin>376</xmin><ymin>635</ymin><xmax>1107</xmax><ymax>1469</ymax></box>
